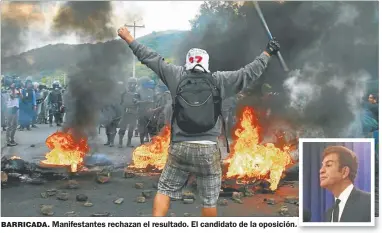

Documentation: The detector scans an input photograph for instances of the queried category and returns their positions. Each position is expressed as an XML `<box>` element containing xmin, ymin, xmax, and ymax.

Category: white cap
<box><xmin>185</xmin><ymin>48</ymin><xmax>210</xmax><ymax>72</ymax></box>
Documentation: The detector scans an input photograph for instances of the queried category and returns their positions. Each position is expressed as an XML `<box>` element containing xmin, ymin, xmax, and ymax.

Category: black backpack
<box><xmin>170</xmin><ymin>64</ymin><xmax>230</xmax><ymax>152</ymax></box>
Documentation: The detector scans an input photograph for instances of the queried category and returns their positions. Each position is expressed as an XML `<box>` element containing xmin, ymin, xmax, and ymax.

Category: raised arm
<box><xmin>117</xmin><ymin>26</ymin><xmax>183</xmax><ymax>90</ymax></box>
<box><xmin>213</xmin><ymin>39</ymin><xmax>280</xmax><ymax>99</ymax></box>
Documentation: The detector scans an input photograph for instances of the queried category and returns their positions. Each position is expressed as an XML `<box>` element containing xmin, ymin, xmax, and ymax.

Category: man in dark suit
<box><xmin>320</xmin><ymin>146</ymin><xmax>371</xmax><ymax>222</ymax></box>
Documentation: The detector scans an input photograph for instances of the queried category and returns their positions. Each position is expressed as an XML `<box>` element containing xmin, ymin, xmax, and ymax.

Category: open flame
<box><xmin>130</xmin><ymin>125</ymin><xmax>171</xmax><ymax>170</ymax></box>
<box><xmin>40</xmin><ymin>130</ymin><xmax>89</xmax><ymax>172</ymax></box>
<box><xmin>223</xmin><ymin>106</ymin><xmax>293</xmax><ymax>191</ymax></box>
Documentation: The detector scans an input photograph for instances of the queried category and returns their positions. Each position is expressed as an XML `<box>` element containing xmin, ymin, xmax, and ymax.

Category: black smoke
<box><xmin>1</xmin><ymin>2</ymin><xmax>44</xmax><ymax>58</ymax></box>
<box><xmin>52</xmin><ymin>2</ymin><xmax>132</xmax><ymax>139</ymax></box>
<box><xmin>176</xmin><ymin>1</ymin><xmax>378</xmax><ymax>137</ymax></box>
<box><xmin>52</xmin><ymin>1</ymin><xmax>115</xmax><ymax>41</ymax></box>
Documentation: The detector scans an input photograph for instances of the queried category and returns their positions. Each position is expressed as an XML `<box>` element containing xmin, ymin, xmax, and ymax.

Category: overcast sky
<box><xmin>2</xmin><ymin>1</ymin><xmax>203</xmax><ymax>53</ymax></box>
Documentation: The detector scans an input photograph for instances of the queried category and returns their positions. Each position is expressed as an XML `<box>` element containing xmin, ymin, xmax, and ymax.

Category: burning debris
<box><xmin>40</xmin><ymin>130</ymin><xmax>90</xmax><ymax>172</ymax></box>
<box><xmin>223</xmin><ymin>106</ymin><xmax>294</xmax><ymax>191</ymax></box>
<box><xmin>125</xmin><ymin>106</ymin><xmax>295</xmax><ymax>193</ymax></box>
<box><xmin>129</xmin><ymin>125</ymin><xmax>171</xmax><ymax>171</ymax></box>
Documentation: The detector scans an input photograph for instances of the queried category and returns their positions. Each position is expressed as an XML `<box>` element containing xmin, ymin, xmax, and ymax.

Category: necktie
<box><xmin>332</xmin><ymin>199</ymin><xmax>341</xmax><ymax>222</ymax></box>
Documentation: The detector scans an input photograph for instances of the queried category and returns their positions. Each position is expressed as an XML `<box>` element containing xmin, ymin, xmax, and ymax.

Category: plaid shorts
<box><xmin>157</xmin><ymin>142</ymin><xmax>222</xmax><ymax>208</ymax></box>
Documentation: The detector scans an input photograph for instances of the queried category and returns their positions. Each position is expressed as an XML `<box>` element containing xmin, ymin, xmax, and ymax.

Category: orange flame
<box><xmin>130</xmin><ymin>125</ymin><xmax>171</xmax><ymax>170</ymax></box>
<box><xmin>40</xmin><ymin>130</ymin><xmax>89</xmax><ymax>172</ymax></box>
<box><xmin>223</xmin><ymin>106</ymin><xmax>293</xmax><ymax>191</ymax></box>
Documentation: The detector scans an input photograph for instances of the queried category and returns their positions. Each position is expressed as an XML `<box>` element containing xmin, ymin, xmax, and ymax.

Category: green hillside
<box><xmin>1</xmin><ymin>30</ymin><xmax>187</xmax><ymax>82</ymax></box>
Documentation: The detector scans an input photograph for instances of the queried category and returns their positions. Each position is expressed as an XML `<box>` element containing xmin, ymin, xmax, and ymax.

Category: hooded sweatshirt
<box><xmin>128</xmin><ymin>40</ymin><xmax>270</xmax><ymax>143</ymax></box>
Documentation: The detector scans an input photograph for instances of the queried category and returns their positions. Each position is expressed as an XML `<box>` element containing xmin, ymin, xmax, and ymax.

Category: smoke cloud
<box><xmin>1</xmin><ymin>2</ymin><xmax>46</xmax><ymax>58</ymax></box>
<box><xmin>51</xmin><ymin>1</ymin><xmax>116</xmax><ymax>42</ymax></box>
<box><xmin>176</xmin><ymin>1</ymin><xmax>378</xmax><ymax>137</ymax></box>
<box><xmin>53</xmin><ymin>2</ymin><xmax>132</xmax><ymax>139</ymax></box>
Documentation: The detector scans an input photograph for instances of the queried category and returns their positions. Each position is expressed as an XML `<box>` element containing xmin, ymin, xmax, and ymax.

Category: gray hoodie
<box><xmin>128</xmin><ymin>40</ymin><xmax>271</xmax><ymax>142</ymax></box>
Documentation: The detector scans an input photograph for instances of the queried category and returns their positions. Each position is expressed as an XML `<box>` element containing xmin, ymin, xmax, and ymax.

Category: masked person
<box><xmin>31</xmin><ymin>82</ymin><xmax>42</xmax><ymax>128</ymax></box>
<box><xmin>147</xmin><ymin>81</ymin><xmax>172</xmax><ymax>136</ymax></box>
<box><xmin>100</xmin><ymin>103</ymin><xmax>121</xmax><ymax>147</ymax></box>
<box><xmin>46</xmin><ymin>81</ymin><xmax>64</xmax><ymax>127</ymax></box>
<box><xmin>118</xmin><ymin>77</ymin><xmax>139</xmax><ymax>147</ymax></box>
<box><xmin>37</xmin><ymin>84</ymin><xmax>49</xmax><ymax>124</ymax></box>
<box><xmin>136</xmin><ymin>77</ymin><xmax>155</xmax><ymax>144</ymax></box>
<box><xmin>19</xmin><ymin>79</ymin><xmax>36</xmax><ymax>131</ymax></box>
<box><xmin>118</xmin><ymin>26</ymin><xmax>279</xmax><ymax>217</ymax></box>
<box><xmin>5</xmin><ymin>79</ymin><xmax>22</xmax><ymax>146</ymax></box>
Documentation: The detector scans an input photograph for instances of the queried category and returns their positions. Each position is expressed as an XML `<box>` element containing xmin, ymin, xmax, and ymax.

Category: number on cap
<box><xmin>188</xmin><ymin>56</ymin><xmax>203</xmax><ymax>63</ymax></box>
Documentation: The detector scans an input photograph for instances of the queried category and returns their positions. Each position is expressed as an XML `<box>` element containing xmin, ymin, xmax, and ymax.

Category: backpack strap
<box><xmin>191</xmin><ymin>64</ymin><xmax>208</xmax><ymax>73</ymax></box>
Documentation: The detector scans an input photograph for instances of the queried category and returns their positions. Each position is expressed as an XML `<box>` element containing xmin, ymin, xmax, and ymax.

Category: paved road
<box><xmin>1</xmin><ymin>123</ymin><xmax>299</xmax><ymax>217</ymax></box>
<box><xmin>1</xmin><ymin>174</ymin><xmax>299</xmax><ymax>217</ymax></box>
<box><xmin>1</xmin><ymin>124</ymin><xmax>138</xmax><ymax>165</ymax></box>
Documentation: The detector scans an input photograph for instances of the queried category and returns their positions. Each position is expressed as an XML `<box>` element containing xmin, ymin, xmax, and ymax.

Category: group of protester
<box><xmin>1</xmin><ymin>76</ymin><xmax>64</xmax><ymax>146</ymax></box>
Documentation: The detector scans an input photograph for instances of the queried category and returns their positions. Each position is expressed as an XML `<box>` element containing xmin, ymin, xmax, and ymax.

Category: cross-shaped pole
<box><xmin>125</xmin><ymin>21</ymin><xmax>145</xmax><ymax>78</ymax></box>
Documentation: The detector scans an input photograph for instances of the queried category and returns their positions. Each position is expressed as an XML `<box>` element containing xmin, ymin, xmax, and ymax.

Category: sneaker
<box><xmin>7</xmin><ymin>141</ymin><xmax>17</xmax><ymax>147</ymax></box>
<box><xmin>10</xmin><ymin>140</ymin><xmax>18</xmax><ymax>145</ymax></box>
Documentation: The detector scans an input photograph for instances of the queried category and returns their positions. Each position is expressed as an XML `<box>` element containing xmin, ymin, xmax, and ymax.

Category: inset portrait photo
<box><xmin>299</xmin><ymin>138</ymin><xmax>375</xmax><ymax>227</ymax></box>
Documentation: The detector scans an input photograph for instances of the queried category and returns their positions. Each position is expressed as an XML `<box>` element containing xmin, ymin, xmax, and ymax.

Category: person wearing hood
<box><xmin>118</xmin><ymin>26</ymin><xmax>280</xmax><ymax>217</ymax></box>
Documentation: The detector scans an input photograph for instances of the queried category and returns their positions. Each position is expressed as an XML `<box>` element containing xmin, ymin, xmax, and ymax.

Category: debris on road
<box><xmin>56</xmin><ymin>192</ymin><xmax>69</xmax><ymax>201</ymax></box>
<box><xmin>284</xmin><ymin>196</ymin><xmax>298</xmax><ymax>205</ymax></box>
<box><xmin>65</xmin><ymin>211</ymin><xmax>78</xmax><ymax>217</ymax></box>
<box><xmin>40</xmin><ymin>192</ymin><xmax>48</xmax><ymax>199</ymax></box>
<box><xmin>136</xmin><ymin>196</ymin><xmax>146</xmax><ymax>203</ymax></box>
<box><xmin>134</xmin><ymin>182</ymin><xmax>144</xmax><ymax>189</ymax></box>
<box><xmin>123</xmin><ymin>171</ymin><xmax>135</xmax><ymax>178</ymax></box>
<box><xmin>183</xmin><ymin>198</ymin><xmax>194</xmax><ymax>204</ymax></box>
<box><xmin>232</xmin><ymin>192</ymin><xmax>244</xmax><ymax>199</ymax></box>
<box><xmin>83</xmin><ymin>202</ymin><xmax>93</xmax><ymax>207</ymax></box>
<box><xmin>91</xmin><ymin>212</ymin><xmax>111</xmax><ymax>217</ymax></box>
<box><xmin>84</xmin><ymin>154</ymin><xmax>113</xmax><ymax>167</ymax></box>
<box><xmin>76</xmin><ymin>194</ymin><xmax>88</xmax><ymax>202</ymax></box>
<box><xmin>96</xmin><ymin>172</ymin><xmax>111</xmax><ymax>184</ymax></box>
<box><xmin>265</xmin><ymin>198</ymin><xmax>276</xmax><ymax>205</ymax></box>
<box><xmin>46</xmin><ymin>188</ymin><xmax>57</xmax><ymax>196</ymax></box>
<box><xmin>114</xmin><ymin>198</ymin><xmax>124</xmax><ymax>204</ymax></box>
<box><xmin>40</xmin><ymin>205</ymin><xmax>54</xmax><ymax>216</ymax></box>
<box><xmin>65</xmin><ymin>180</ymin><xmax>79</xmax><ymax>189</ymax></box>
<box><xmin>279</xmin><ymin>205</ymin><xmax>289</xmax><ymax>216</ymax></box>
<box><xmin>218</xmin><ymin>199</ymin><xmax>228</xmax><ymax>206</ymax></box>
<box><xmin>142</xmin><ymin>190</ymin><xmax>153</xmax><ymax>198</ymax></box>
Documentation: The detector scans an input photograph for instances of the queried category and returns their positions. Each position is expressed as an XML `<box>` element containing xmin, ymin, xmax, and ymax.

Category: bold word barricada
<box><xmin>1</xmin><ymin>220</ymin><xmax>298</xmax><ymax>229</ymax></box>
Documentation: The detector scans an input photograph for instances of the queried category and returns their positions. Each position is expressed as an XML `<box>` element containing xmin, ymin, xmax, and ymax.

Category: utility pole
<box><xmin>125</xmin><ymin>21</ymin><xmax>145</xmax><ymax>78</ymax></box>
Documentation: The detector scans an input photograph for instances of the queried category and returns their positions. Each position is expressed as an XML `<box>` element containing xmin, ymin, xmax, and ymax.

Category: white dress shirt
<box><xmin>331</xmin><ymin>183</ymin><xmax>354</xmax><ymax>222</ymax></box>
